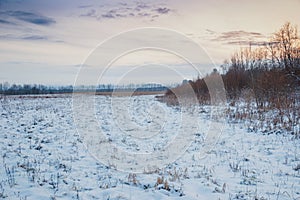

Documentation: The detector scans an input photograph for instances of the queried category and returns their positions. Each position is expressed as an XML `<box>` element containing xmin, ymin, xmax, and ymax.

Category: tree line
<box><xmin>164</xmin><ymin>22</ymin><xmax>300</xmax><ymax>110</ymax></box>
<box><xmin>0</xmin><ymin>83</ymin><xmax>169</xmax><ymax>95</ymax></box>
<box><xmin>0</xmin><ymin>83</ymin><xmax>74</xmax><ymax>95</ymax></box>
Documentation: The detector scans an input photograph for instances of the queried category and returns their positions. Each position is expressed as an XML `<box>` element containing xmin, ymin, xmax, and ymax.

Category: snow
<box><xmin>0</xmin><ymin>94</ymin><xmax>300</xmax><ymax>199</ymax></box>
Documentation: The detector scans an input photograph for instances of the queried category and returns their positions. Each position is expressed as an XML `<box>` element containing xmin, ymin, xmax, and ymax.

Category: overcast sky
<box><xmin>0</xmin><ymin>0</ymin><xmax>299</xmax><ymax>85</ymax></box>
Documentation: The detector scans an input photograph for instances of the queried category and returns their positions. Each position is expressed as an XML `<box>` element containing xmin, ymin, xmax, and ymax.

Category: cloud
<box><xmin>22</xmin><ymin>35</ymin><xmax>48</xmax><ymax>41</ymax></box>
<box><xmin>135</xmin><ymin>3</ymin><xmax>150</xmax><ymax>10</ymax></box>
<box><xmin>101</xmin><ymin>10</ymin><xmax>116</xmax><ymax>19</ymax></box>
<box><xmin>78</xmin><ymin>5</ymin><xmax>93</xmax><ymax>9</ymax></box>
<box><xmin>80</xmin><ymin>9</ymin><xmax>97</xmax><ymax>17</ymax></box>
<box><xmin>0</xmin><ymin>19</ymin><xmax>14</xmax><ymax>25</ymax></box>
<box><xmin>2</xmin><ymin>10</ymin><xmax>55</xmax><ymax>26</ymax></box>
<box><xmin>79</xmin><ymin>2</ymin><xmax>174</xmax><ymax>21</ymax></box>
<box><xmin>205</xmin><ymin>29</ymin><xmax>216</xmax><ymax>35</ymax></box>
<box><xmin>211</xmin><ymin>30</ymin><xmax>267</xmax><ymax>46</ymax></box>
<box><xmin>153</xmin><ymin>7</ymin><xmax>171</xmax><ymax>14</ymax></box>
<box><xmin>0</xmin><ymin>33</ymin><xmax>63</xmax><ymax>43</ymax></box>
<box><xmin>216</xmin><ymin>30</ymin><xmax>263</xmax><ymax>40</ymax></box>
<box><xmin>0</xmin><ymin>34</ymin><xmax>14</xmax><ymax>40</ymax></box>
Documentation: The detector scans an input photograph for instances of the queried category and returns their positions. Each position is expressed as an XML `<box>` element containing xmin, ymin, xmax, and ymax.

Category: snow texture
<box><xmin>0</xmin><ymin>94</ymin><xmax>299</xmax><ymax>199</ymax></box>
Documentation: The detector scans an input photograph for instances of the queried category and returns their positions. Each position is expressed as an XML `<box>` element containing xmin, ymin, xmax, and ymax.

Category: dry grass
<box><xmin>100</xmin><ymin>90</ymin><xmax>166</xmax><ymax>96</ymax></box>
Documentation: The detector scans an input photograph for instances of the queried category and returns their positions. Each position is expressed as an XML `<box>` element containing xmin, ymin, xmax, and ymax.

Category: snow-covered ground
<box><xmin>0</xmin><ymin>94</ymin><xmax>300</xmax><ymax>199</ymax></box>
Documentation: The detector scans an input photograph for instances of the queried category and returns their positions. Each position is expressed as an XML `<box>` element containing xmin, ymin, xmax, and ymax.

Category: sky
<box><xmin>0</xmin><ymin>0</ymin><xmax>299</xmax><ymax>85</ymax></box>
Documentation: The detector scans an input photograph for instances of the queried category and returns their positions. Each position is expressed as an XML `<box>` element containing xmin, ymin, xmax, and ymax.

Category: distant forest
<box><xmin>0</xmin><ymin>83</ymin><xmax>168</xmax><ymax>95</ymax></box>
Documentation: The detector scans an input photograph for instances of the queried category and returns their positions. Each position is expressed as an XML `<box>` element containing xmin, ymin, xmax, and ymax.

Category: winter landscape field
<box><xmin>0</xmin><ymin>94</ymin><xmax>299</xmax><ymax>200</ymax></box>
<box><xmin>1</xmin><ymin>0</ymin><xmax>300</xmax><ymax>199</ymax></box>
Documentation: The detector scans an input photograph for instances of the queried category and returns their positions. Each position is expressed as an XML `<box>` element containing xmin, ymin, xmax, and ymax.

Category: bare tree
<box><xmin>271</xmin><ymin>22</ymin><xmax>300</xmax><ymax>79</ymax></box>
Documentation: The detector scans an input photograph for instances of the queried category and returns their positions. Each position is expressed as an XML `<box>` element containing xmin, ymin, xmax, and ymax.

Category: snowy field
<box><xmin>0</xmin><ymin>94</ymin><xmax>300</xmax><ymax>200</ymax></box>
